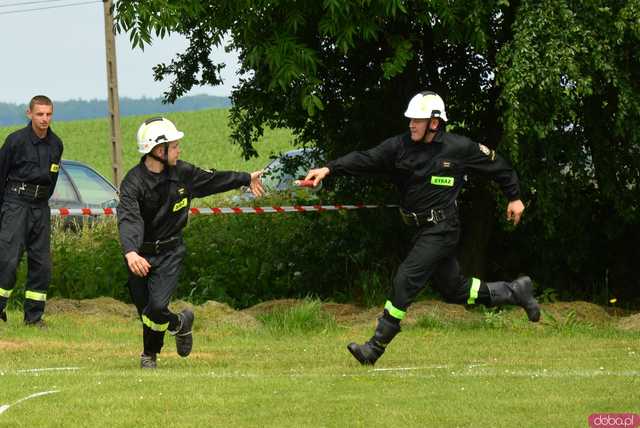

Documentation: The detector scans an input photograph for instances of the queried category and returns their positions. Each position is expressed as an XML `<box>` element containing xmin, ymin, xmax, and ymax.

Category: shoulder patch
<box><xmin>172</xmin><ymin>197</ymin><xmax>188</xmax><ymax>212</ymax></box>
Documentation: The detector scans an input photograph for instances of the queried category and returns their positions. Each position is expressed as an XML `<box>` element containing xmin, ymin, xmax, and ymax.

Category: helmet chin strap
<box><xmin>148</xmin><ymin>141</ymin><xmax>170</xmax><ymax>165</ymax></box>
<box><xmin>422</xmin><ymin>118</ymin><xmax>443</xmax><ymax>142</ymax></box>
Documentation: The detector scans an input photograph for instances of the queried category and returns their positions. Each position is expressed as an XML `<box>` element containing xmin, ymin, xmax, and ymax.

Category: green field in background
<box><xmin>0</xmin><ymin>109</ymin><xmax>295</xmax><ymax>184</ymax></box>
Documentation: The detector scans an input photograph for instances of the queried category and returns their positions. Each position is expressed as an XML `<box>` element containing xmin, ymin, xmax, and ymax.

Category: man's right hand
<box><xmin>304</xmin><ymin>167</ymin><xmax>330</xmax><ymax>187</ymax></box>
<box><xmin>125</xmin><ymin>251</ymin><xmax>151</xmax><ymax>277</ymax></box>
<box><xmin>249</xmin><ymin>170</ymin><xmax>265</xmax><ymax>198</ymax></box>
<box><xmin>506</xmin><ymin>199</ymin><xmax>525</xmax><ymax>226</ymax></box>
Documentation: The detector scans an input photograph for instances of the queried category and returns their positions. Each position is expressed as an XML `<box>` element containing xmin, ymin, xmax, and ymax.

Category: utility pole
<box><xmin>103</xmin><ymin>0</ymin><xmax>123</xmax><ymax>187</ymax></box>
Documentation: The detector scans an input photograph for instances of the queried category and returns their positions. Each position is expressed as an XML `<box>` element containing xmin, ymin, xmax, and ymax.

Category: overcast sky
<box><xmin>0</xmin><ymin>1</ymin><xmax>239</xmax><ymax>104</ymax></box>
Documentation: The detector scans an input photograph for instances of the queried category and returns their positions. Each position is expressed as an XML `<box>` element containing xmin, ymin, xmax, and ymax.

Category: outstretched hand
<box><xmin>506</xmin><ymin>199</ymin><xmax>525</xmax><ymax>225</ymax></box>
<box><xmin>303</xmin><ymin>167</ymin><xmax>330</xmax><ymax>187</ymax></box>
<box><xmin>249</xmin><ymin>170</ymin><xmax>265</xmax><ymax>198</ymax></box>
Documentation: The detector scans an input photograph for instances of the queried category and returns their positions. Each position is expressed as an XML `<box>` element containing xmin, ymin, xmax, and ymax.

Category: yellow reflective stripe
<box><xmin>0</xmin><ymin>287</ymin><xmax>12</xmax><ymax>298</ymax></box>
<box><xmin>142</xmin><ymin>315</ymin><xmax>169</xmax><ymax>332</ymax></box>
<box><xmin>430</xmin><ymin>176</ymin><xmax>454</xmax><ymax>186</ymax></box>
<box><xmin>384</xmin><ymin>300</ymin><xmax>406</xmax><ymax>320</ymax></box>
<box><xmin>467</xmin><ymin>278</ymin><xmax>481</xmax><ymax>305</ymax></box>
<box><xmin>50</xmin><ymin>163</ymin><xmax>60</xmax><ymax>173</ymax></box>
<box><xmin>25</xmin><ymin>291</ymin><xmax>46</xmax><ymax>302</ymax></box>
<box><xmin>172</xmin><ymin>197</ymin><xmax>188</xmax><ymax>212</ymax></box>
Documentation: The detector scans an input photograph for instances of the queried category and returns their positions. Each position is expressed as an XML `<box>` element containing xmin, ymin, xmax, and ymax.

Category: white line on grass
<box><xmin>0</xmin><ymin>390</ymin><xmax>59</xmax><ymax>415</ymax></box>
<box><xmin>203</xmin><ymin>367</ymin><xmax>640</xmax><ymax>380</ymax></box>
<box><xmin>16</xmin><ymin>367</ymin><xmax>80</xmax><ymax>373</ymax></box>
<box><xmin>371</xmin><ymin>365</ymin><xmax>449</xmax><ymax>372</ymax></box>
<box><xmin>6</xmin><ymin>366</ymin><xmax>637</xmax><ymax>381</ymax></box>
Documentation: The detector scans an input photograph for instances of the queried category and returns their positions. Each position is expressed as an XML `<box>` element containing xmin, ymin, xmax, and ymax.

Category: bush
<box><xmin>50</xmin><ymin>217</ymin><xmax>130</xmax><ymax>301</ymax></box>
<box><xmin>9</xmin><ymin>206</ymin><xmax>406</xmax><ymax>309</ymax></box>
<box><xmin>180</xmin><ymin>206</ymin><xmax>406</xmax><ymax>308</ymax></box>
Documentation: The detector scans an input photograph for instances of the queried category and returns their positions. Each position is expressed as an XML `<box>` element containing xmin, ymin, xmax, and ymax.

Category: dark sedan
<box><xmin>49</xmin><ymin>160</ymin><xmax>118</xmax><ymax>221</ymax></box>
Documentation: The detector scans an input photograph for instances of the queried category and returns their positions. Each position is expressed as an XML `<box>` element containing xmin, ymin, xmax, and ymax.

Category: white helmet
<box><xmin>404</xmin><ymin>91</ymin><xmax>448</xmax><ymax>122</ymax></box>
<box><xmin>136</xmin><ymin>117</ymin><xmax>184</xmax><ymax>154</ymax></box>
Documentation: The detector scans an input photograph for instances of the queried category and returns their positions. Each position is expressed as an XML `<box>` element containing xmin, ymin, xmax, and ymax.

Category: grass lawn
<box><xmin>1</xmin><ymin>300</ymin><xmax>638</xmax><ymax>427</ymax></box>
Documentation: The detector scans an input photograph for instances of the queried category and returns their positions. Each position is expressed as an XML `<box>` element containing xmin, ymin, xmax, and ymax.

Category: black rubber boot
<box><xmin>140</xmin><ymin>352</ymin><xmax>157</xmax><ymax>369</ymax></box>
<box><xmin>347</xmin><ymin>317</ymin><xmax>401</xmax><ymax>366</ymax></box>
<box><xmin>171</xmin><ymin>309</ymin><xmax>194</xmax><ymax>357</ymax></box>
<box><xmin>486</xmin><ymin>276</ymin><xmax>540</xmax><ymax>322</ymax></box>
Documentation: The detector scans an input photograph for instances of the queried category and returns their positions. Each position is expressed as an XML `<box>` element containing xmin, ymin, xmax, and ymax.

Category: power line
<box><xmin>0</xmin><ymin>0</ymin><xmax>76</xmax><ymax>8</ymax></box>
<box><xmin>0</xmin><ymin>0</ymin><xmax>100</xmax><ymax>15</ymax></box>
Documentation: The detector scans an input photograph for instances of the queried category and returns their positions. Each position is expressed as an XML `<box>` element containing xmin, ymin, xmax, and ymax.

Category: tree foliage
<box><xmin>114</xmin><ymin>0</ymin><xmax>640</xmax><ymax>304</ymax></box>
<box><xmin>114</xmin><ymin>0</ymin><xmax>512</xmax><ymax>157</ymax></box>
<box><xmin>497</xmin><ymin>0</ymin><xmax>640</xmax><ymax>302</ymax></box>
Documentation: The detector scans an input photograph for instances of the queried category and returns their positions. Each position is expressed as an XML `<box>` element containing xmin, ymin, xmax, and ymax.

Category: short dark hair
<box><xmin>29</xmin><ymin>95</ymin><xmax>53</xmax><ymax>111</ymax></box>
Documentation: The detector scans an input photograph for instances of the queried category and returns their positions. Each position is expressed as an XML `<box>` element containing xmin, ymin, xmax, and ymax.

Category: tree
<box><xmin>114</xmin><ymin>0</ymin><xmax>640</xmax><ymax>304</ymax></box>
<box><xmin>497</xmin><ymin>0</ymin><xmax>640</xmax><ymax>303</ymax></box>
<box><xmin>114</xmin><ymin>0</ymin><xmax>513</xmax><ymax>154</ymax></box>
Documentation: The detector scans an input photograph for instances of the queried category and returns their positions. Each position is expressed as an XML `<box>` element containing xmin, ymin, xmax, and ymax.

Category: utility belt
<box><xmin>139</xmin><ymin>236</ymin><xmax>182</xmax><ymax>255</ymax></box>
<box><xmin>6</xmin><ymin>181</ymin><xmax>50</xmax><ymax>200</ymax></box>
<box><xmin>399</xmin><ymin>204</ymin><xmax>458</xmax><ymax>227</ymax></box>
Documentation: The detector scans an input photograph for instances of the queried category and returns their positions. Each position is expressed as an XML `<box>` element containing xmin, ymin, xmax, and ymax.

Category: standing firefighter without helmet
<box><xmin>136</xmin><ymin>117</ymin><xmax>184</xmax><ymax>154</ymax></box>
<box><xmin>404</xmin><ymin>91</ymin><xmax>448</xmax><ymax>121</ymax></box>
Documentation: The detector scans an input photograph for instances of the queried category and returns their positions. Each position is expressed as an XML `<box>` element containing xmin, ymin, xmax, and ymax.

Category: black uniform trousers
<box><xmin>126</xmin><ymin>243</ymin><xmax>185</xmax><ymax>355</ymax></box>
<box><xmin>0</xmin><ymin>199</ymin><xmax>51</xmax><ymax>322</ymax></box>
<box><xmin>389</xmin><ymin>216</ymin><xmax>491</xmax><ymax>316</ymax></box>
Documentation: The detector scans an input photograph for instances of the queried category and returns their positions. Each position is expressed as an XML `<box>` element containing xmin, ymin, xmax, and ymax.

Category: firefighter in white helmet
<box><xmin>404</xmin><ymin>90</ymin><xmax>448</xmax><ymax>121</ymax></box>
<box><xmin>304</xmin><ymin>91</ymin><xmax>538</xmax><ymax>366</ymax></box>
<box><xmin>117</xmin><ymin>117</ymin><xmax>264</xmax><ymax>369</ymax></box>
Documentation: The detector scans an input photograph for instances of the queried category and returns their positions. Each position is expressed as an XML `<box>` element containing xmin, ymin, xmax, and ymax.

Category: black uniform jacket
<box><xmin>117</xmin><ymin>158</ymin><xmax>251</xmax><ymax>255</ymax></box>
<box><xmin>0</xmin><ymin>123</ymin><xmax>64</xmax><ymax>205</ymax></box>
<box><xmin>327</xmin><ymin>130</ymin><xmax>520</xmax><ymax>213</ymax></box>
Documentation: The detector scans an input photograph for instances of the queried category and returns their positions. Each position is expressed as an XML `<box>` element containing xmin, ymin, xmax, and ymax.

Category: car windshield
<box><xmin>262</xmin><ymin>149</ymin><xmax>322</xmax><ymax>191</ymax></box>
<box><xmin>52</xmin><ymin>169</ymin><xmax>79</xmax><ymax>202</ymax></box>
<box><xmin>63</xmin><ymin>164</ymin><xmax>117</xmax><ymax>207</ymax></box>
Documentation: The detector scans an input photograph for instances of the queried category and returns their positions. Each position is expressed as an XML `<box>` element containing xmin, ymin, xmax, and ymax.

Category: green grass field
<box><xmin>1</xmin><ymin>300</ymin><xmax>639</xmax><ymax>427</ymax></box>
<box><xmin>0</xmin><ymin>109</ymin><xmax>294</xmax><ymax>191</ymax></box>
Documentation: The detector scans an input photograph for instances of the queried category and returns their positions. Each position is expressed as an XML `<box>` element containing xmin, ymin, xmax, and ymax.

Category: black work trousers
<box><xmin>126</xmin><ymin>244</ymin><xmax>185</xmax><ymax>355</ymax></box>
<box><xmin>389</xmin><ymin>216</ymin><xmax>491</xmax><ymax>314</ymax></box>
<box><xmin>0</xmin><ymin>199</ymin><xmax>51</xmax><ymax>323</ymax></box>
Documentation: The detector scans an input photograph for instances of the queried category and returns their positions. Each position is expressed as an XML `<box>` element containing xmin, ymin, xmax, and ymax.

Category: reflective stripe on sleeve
<box><xmin>0</xmin><ymin>287</ymin><xmax>12</xmax><ymax>298</ymax></box>
<box><xmin>25</xmin><ymin>291</ymin><xmax>46</xmax><ymax>302</ymax></box>
<box><xmin>384</xmin><ymin>300</ymin><xmax>406</xmax><ymax>320</ymax></box>
<box><xmin>142</xmin><ymin>315</ymin><xmax>169</xmax><ymax>332</ymax></box>
<box><xmin>467</xmin><ymin>278</ymin><xmax>481</xmax><ymax>305</ymax></box>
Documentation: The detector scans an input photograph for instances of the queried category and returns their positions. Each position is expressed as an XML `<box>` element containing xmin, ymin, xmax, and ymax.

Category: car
<box><xmin>49</xmin><ymin>160</ymin><xmax>119</xmax><ymax>222</ymax></box>
<box><xmin>232</xmin><ymin>148</ymin><xmax>324</xmax><ymax>203</ymax></box>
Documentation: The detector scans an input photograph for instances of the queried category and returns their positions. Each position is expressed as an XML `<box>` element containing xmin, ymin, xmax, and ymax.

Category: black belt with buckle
<box><xmin>6</xmin><ymin>181</ymin><xmax>50</xmax><ymax>200</ymax></box>
<box><xmin>139</xmin><ymin>236</ymin><xmax>181</xmax><ymax>255</ymax></box>
<box><xmin>399</xmin><ymin>204</ymin><xmax>458</xmax><ymax>227</ymax></box>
